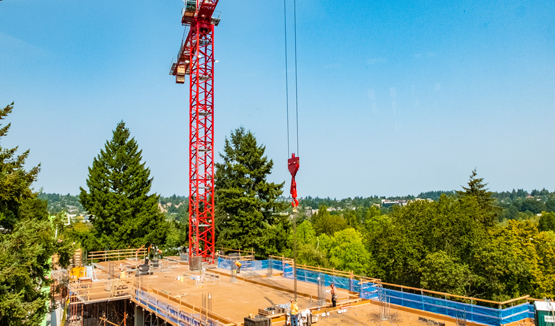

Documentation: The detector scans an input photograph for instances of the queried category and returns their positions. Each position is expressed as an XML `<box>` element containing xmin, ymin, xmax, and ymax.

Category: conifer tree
<box><xmin>456</xmin><ymin>169</ymin><xmax>500</xmax><ymax>227</ymax></box>
<box><xmin>0</xmin><ymin>103</ymin><xmax>63</xmax><ymax>325</ymax></box>
<box><xmin>215</xmin><ymin>127</ymin><xmax>288</xmax><ymax>258</ymax></box>
<box><xmin>79</xmin><ymin>122</ymin><xmax>167</xmax><ymax>250</ymax></box>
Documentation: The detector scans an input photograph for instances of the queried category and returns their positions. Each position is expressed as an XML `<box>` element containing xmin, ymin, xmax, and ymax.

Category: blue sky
<box><xmin>1</xmin><ymin>0</ymin><xmax>554</xmax><ymax>198</ymax></box>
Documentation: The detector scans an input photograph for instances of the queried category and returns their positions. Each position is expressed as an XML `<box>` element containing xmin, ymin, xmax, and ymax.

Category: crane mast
<box><xmin>170</xmin><ymin>0</ymin><xmax>220</xmax><ymax>263</ymax></box>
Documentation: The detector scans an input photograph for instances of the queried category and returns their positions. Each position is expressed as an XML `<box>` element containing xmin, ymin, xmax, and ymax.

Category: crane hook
<box><xmin>288</xmin><ymin>153</ymin><xmax>300</xmax><ymax>210</ymax></box>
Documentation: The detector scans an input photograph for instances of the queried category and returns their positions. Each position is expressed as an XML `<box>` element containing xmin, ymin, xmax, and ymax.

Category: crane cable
<box><xmin>285</xmin><ymin>0</ymin><xmax>300</xmax><ymax>210</ymax></box>
<box><xmin>284</xmin><ymin>0</ymin><xmax>290</xmax><ymax>156</ymax></box>
<box><xmin>284</xmin><ymin>0</ymin><xmax>300</xmax><ymax>156</ymax></box>
<box><xmin>293</xmin><ymin>0</ymin><xmax>300</xmax><ymax>156</ymax></box>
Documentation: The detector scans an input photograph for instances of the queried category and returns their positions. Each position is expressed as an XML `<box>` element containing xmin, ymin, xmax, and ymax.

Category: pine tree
<box><xmin>79</xmin><ymin>122</ymin><xmax>167</xmax><ymax>250</ymax></box>
<box><xmin>0</xmin><ymin>103</ymin><xmax>60</xmax><ymax>325</ymax></box>
<box><xmin>456</xmin><ymin>169</ymin><xmax>499</xmax><ymax>227</ymax></box>
<box><xmin>215</xmin><ymin>127</ymin><xmax>288</xmax><ymax>258</ymax></box>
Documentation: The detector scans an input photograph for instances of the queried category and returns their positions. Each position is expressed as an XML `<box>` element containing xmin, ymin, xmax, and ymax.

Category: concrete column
<box><xmin>134</xmin><ymin>304</ymin><xmax>144</xmax><ymax>326</ymax></box>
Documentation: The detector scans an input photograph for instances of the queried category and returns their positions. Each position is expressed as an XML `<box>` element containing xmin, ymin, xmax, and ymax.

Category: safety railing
<box><xmin>87</xmin><ymin>248</ymin><xmax>147</xmax><ymax>262</ymax></box>
<box><xmin>230</xmin><ymin>256</ymin><xmax>536</xmax><ymax>326</ymax></box>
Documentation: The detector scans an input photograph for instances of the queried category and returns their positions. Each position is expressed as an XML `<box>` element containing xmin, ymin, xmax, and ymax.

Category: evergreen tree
<box><xmin>79</xmin><ymin>122</ymin><xmax>167</xmax><ymax>250</ymax></box>
<box><xmin>215</xmin><ymin>127</ymin><xmax>288</xmax><ymax>258</ymax></box>
<box><xmin>456</xmin><ymin>169</ymin><xmax>499</xmax><ymax>227</ymax></box>
<box><xmin>0</xmin><ymin>103</ymin><xmax>65</xmax><ymax>325</ymax></box>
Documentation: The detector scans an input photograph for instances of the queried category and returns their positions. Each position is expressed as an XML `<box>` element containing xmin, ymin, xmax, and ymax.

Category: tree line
<box><xmin>5</xmin><ymin>99</ymin><xmax>555</xmax><ymax>325</ymax></box>
<box><xmin>45</xmin><ymin>121</ymin><xmax>555</xmax><ymax>303</ymax></box>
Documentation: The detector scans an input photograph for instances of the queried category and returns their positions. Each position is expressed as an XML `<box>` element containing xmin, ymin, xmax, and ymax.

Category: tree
<box><xmin>420</xmin><ymin>251</ymin><xmax>474</xmax><ymax>296</ymax></box>
<box><xmin>546</xmin><ymin>197</ymin><xmax>555</xmax><ymax>212</ymax></box>
<box><xmin>215</xmin><ymin>127</ymin><xmax>288</xmax><ymax>258</ymax></box>
<box><xmin>79</xmin><ymin>121</ymin><xmax>167</xmax><ymax>250</ymax></box>
<box><xmin>296</xmin><ymin>220</ymin><xmax>316</xmax><ymax>245</ymax></box>
<box><xmin>456</xmin><ymin>169</ymin><xmax>499</xmax><ymax>227</ymax></box>
<box><xmin>539</xmin><ymin>212</ymin><xmax>555</xmax><ymax>232</ymax></box>
<box><xmin>165</xmin><ymin>212</ymin><xmax>188</xmax><ymax>255</ymax></box>
<box><xmin>520</xmin><ymin>199</ymin><xmax>546</xmax><ymax>215</ymax></box>
<box><xmin>0</xmin><ymin>103</ymin><xmax>67</xmax><ymax>325</ymax></box>
<box><xmin>364</xmin><ymin>195</ymin><xmax>489</xmax><ymax>288</ymax></box>
<box><xmin>328</xmin><ymin>228</ymin><xmax>372</xmax><ymax>275</ymax></box>
<box><xmin>472</xmin><ymin>220</ymin><xmax>547</xmax><ymax>301</ymax></box>
<box><xmin>312</xmin><ymin>205</ymin><xmax>347</xmax><ymax>236</ymax></box>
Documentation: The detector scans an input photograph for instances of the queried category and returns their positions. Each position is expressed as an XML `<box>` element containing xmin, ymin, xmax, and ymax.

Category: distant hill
<box><xmin>38</xmin><ymin>188</ymin><xmax>555</xmax><ymax>222</ymax></box>
<box><xmin>37</xmin><ymin>193</ymin><xmax>189</xmax><ymax>221</ymax></box>
<box><xmin>37</xmin><ymin>193</ymin><xmax>85</xmax><ymax>215</ymax></box>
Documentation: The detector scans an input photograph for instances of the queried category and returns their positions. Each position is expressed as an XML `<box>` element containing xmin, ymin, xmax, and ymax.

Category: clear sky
<box><xmin>1</xmin><ymin>0</ymin><xmax>554</xmax><ymax>199</ymax></box>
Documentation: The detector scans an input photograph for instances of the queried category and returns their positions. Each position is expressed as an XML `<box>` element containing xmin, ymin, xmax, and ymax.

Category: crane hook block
<box><xmin>288</xmin><ymin>153</ymin><xmax>300</xmax><ymax>208</ymax></box>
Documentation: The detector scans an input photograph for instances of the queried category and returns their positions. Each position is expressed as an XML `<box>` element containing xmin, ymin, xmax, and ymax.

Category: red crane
<box><xmin>170</xmin><ymin>0</ymin><xmax>221</xmax><ymax>263</ymax></box>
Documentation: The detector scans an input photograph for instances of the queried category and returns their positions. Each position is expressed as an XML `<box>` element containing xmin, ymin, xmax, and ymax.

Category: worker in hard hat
<box><xmin>235</xmin><ymin>260</ymin><xmax>242</xmax><ymax>274</ymax></box>
<box><xmin>290</xmin><ymin>299</ymin><xmax>299</xmax><ymax>326</ymax></box>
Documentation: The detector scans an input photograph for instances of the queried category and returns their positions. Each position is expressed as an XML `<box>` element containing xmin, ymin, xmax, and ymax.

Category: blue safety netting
<box><xmin>135</xmin><ymin>290</ymin><xmax>224</xmax><ymax>326</ymax></box>
<box><xmin>217</xmin><ymin>258</ymin><xmax>532</xmax><ymax>326</ymax></box>
<box><xmin>360</xmin><ymin>282</ymin><xmax>379</xmax><ymax>300</ymax></box>
<box><xmin>217</xmin><ymin>257</ymin><xmax>266</xmax><ymax>270</ymax></box>
<box><xmin>376</xmin><ymin>288</ymin><xmax>531</xmax><ymax>326</ymax></box>
<box><xmin>283</xmin><ymin>263</ymin><xmax>355</xmax><ymax>292</ymax></box>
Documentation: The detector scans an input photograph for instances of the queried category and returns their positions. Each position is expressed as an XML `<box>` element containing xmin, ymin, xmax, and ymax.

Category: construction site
<box><xmin>38</xmin><ymin>0</ymin><xmax>555</xmax><ymax>325</ymax></box>
<box><xmin>53</xmin><ymin>247</ymin><xmax>542</xmax><ymax>326</ymax></box>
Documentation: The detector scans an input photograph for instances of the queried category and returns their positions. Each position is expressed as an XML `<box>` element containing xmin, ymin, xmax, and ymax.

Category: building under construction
<box><xmin>46</xmin><ymin>1</ymin><xmax>551</xmax><ymax>325</ymax></box>
<box><xmin>52</xmin><ymin>247</ymin><xmax>540</xmax><ymax>326</ymax></box>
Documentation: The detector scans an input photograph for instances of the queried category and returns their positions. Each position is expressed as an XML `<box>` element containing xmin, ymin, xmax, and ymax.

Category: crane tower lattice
<box><xmin>170</xmin><ymin>0</ymin><xmax>221</xmax><ymax>263</ymax></box>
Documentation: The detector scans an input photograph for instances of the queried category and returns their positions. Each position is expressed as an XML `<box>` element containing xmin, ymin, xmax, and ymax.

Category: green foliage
<box><xmin>420</xmin><ymin>251</ymin><xmax>474</xmax><ymax>296</ymax></box>
<box><xmin>0</xmin><ymin>103</ymin><xmax>60</xmax><ymax>325</ymax></box>
<box><xmin>472</xmin><ymin>220</ymin><xmax>555</xmax><ymax>300</ymax></box>
<box><xmin>165</xmin><ymin>219</ymin><xmax>188</xmax><ymax>255</ymax></box>
<box><xmin>79</xmin><ymin>121</ymin><xmax>168</xmax><ymax>250</ymax></box>
<box><xmin>328</xmin><ymin>228</ymin><xmax>371</xmax><ymax>275</ymax></box>
<box><xmin>539</xmin><ymin>212</ymin><xmax>555</xmax><ymax>232</ymax></box>
<box><xmin>456</xmin><ymin>169</ymin><xmax>500</xmax><ymax>227</ymax></box>
<box><xmin>37</xmin><ymin>193</ymin><xmax>84</xmax><ymax>215</ymax></box>
<box><xmin>159</xmin><ymin>195</ymin><xmax>188</xmax><ymax>221</ymax></box>
<box><xmin>312</xmin><ymin>205</ymin><xmax>347</xmax><ymax>236</ymax></box>
<box><xmin>215</xmin><ymin>127</ymin><xmax>288</xmax><ymax>258</ymax></box>
<box><xmin>52</xmin><ymin>212</ymin><xmax>77</xmax><ymax>268</ymax></box>
<box><xmin>282</xmin><ymin>170</ymin><xmax>555</xmax><ymax>301</ymax></box>
<box><xmin>296</xmin><ymin>220</ymin><xmax>316</xmax><ymax>245</ymax></box>
<box><xmin>520</xmin><ymin>199</ymin><xmax>547</xmax><ymax>215</ymax></box>
<box><xmin>417</xmin><ymin>190</ymin><xmax>456</xmax><ymax>201</ymax></box>
<box><xmin>67</xmin><ymin>220</ymin><xmax>96</xmax><ymax>252</ymax></box>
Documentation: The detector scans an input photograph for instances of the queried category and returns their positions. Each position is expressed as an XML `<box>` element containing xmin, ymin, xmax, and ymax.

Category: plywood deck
<box><xmin>73</xmin><ymin>259</ymin><xmax>504</xmax><ymax>326</ymax></box>
<box><xmin>77</xmin><ymin>259</ymin><xmax>353</xmax><ymax>324</ymax></box>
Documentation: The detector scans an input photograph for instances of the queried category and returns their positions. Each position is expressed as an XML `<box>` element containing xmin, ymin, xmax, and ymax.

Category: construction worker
<box><xmin>290</xmin><ymin>299</ymin><xmax>299</xmax><ymax>326</ymax></box>
<box><xmin>330</xmin><ymin>284</ymin><xmax>337</xmax><ymax>307</ymax></box>
<box><xmin>235</xmin><ymin>260</ymin><xmax>242</xmax><ymax>274</ymax></box>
